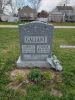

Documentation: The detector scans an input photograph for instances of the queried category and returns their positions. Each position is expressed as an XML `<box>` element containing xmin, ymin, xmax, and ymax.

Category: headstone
<box><xmin>17</xmin><ymin>21</ymin><xmax>54</xmax><ymax>68</ymax></box>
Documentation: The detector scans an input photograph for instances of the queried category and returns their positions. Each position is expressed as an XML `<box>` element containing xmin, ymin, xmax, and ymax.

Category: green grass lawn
<box><xmin>0</xmin><ymin>21</ymin><xmax>75</xmax><ymax>26</ymax></box>
<box><xmin>0</xmin><ymin>21</ymin><xmax>19</xmax><ymax>25</ymax></box>
<box><xmin>0</xmin><ymin>28</ymin><xmax>75</xmax><ymax>100</ymax></box>
<box><xmin>0</xmin><ymin>21</ymin><xmax>31</xmax><ymax>25</ymax></box>
<box><xmin>50</xmin><ymin>22</ymin><xmax>75</xmax><ymax>26</ymax></box>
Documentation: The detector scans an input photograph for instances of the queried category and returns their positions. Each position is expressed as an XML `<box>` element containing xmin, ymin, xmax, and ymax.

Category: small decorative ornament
<box><xmin>47</xmin><ymin>55</ymin><xmax>63</xmax><ymax>71</ymax></box>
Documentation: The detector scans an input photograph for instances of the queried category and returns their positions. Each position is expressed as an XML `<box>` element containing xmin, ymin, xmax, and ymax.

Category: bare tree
<box><xmin>0</xmin><ymin>0</ymin><xmax>3</xmax><ymax>13</ymax></box>
<box><xmin>28</xmin><ymin>0</ymin><xmax>41</xmax><ymax>10</ymax></box>
<box><xmin>2</xmin><ymin>0</ymin><xmax>16</xmax><ymax>15</ymax></box>
<box><xmin>64</xmin><ymin>0</ymin><xmax>70</xmax><ymax>6</ymax></box>
<box><xmin>16</xmin><ymin>0</ymin><xmax>26</xmax><ymax>9</ymax></box>
<box><xmin>2</xmin><ymin>0</ymin><xmax>12</xmax><ymax>10</ymax></box>
<box><xmin>58</xmin><ymin>0</ymin><xmax>70</xmax><ymax>6</ymax></box>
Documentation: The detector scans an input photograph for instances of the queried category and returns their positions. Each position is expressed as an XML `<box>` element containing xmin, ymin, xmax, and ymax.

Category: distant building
<box><xmin>49</xmin><ymin>5</ymin><xmax>75</xmax><ymax>22</ymax></box>
<box><xmin>1</xmin><ymin>14</ymin><xmax>19</xmax><ymax>22</ymax></box>
<box><xmin>0</xmin><ymin>0</ymin><xmax>2</xmax><ymax>13</ymax></box>
<box><xmin>73</xmin><ymin>5</ymin><xmax>75</xmax><ymax>13</ymax></box>
<box><xmin>49</xmin><ymin>12</ymin><xmax>65</xmax><ymax>22</ymax></box>
<box><xmin>38</xmin><ymin>10</ymin><xmax>49</xmax><ymax>18</ymax></box>
<box><xmin>0</xmin><ymin>0</ymin><xmax>3</xmax><ymax>21</ymax></box>
<box><xmin>56</xmin><ymin>5</ymin><xmax>74</xmax><ymax>14</ymax></box>
<box><xmin>37</xmin><ymin>10</ymin><xmax>49</xmax><ymax>22</ymax></box>
<box><xmin>18</xmin><ymin>6</ymin><xmax>37</xmax><ymax>21</ymax></box>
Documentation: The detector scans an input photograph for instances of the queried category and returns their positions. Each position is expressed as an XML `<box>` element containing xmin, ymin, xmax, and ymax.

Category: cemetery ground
<box><xmin>0</xmin><ymin>28</ymin><xmax>75</xmax><ymax>100</ymax></box>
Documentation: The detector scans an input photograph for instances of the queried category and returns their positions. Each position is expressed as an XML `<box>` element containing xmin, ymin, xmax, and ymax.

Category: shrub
<box><xmin>42</xmin><ymin>71</ymin><xmax>53</xmax><ymax>81</ymax></box>
<box><xmin>28</xmin><ymin>69</ymin><xmax>42</xmax><ymax>83</ymax></box>
<box><xmin>15</xmin><ymin>73</ymin><xmax>24</xmax><ymax>83</ymax></box>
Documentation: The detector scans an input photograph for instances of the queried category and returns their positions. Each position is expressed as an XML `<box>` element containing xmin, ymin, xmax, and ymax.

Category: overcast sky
<box><xmin>39</xmin><ymin>0</ymin><xmax>61</xmax><ymax>11</ymax></box>
<box><xmin>39</xmin><ymin>0</ymin><xmax>75</xmax><ymax>11</ymax></box>
<box><xmin>16</xmin><ymin>0</ymin><xmax>75</xmax><ymax>11</ymax></box>
<box><xmin>3</xmin><ymin>0</ymin><xmax>75</xmax><ymax>15</ymax></box>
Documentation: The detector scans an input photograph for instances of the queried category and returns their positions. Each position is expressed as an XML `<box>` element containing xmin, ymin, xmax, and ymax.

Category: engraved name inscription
<box><xmin>23</xmin><ymin>54</ymin><xmax>48</xmax><ymax>60</ymax></box>
<box><xmin>37</xmin><ymin>45</ymin><xmax>50</xmax><ymax>53</ymax></box>
<box><xmin>22</xmin><ymin>45</ymin><xmax>50</xmax><ymax>54</ymax></box>
<box><xmin>22</xmin><ymin>45</ymin><xmax>35</xmax><ymax>53</ymax></box>
<box><xmin>24</xmin><ymin>36</ymin><xmax>47</xmax><ymax>43</ymax></box>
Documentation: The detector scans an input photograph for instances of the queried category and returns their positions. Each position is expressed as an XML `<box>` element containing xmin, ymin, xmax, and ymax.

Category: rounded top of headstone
<box><xmin>19</xmin><ymin>21</ymin><xmax>54</xmax><ymax>28</ymax></box>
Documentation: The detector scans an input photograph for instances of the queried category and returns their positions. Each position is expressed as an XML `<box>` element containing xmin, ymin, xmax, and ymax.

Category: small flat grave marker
<box><xmin>60</xmin><ymin>45</ymin><xmax>75</xmax><ymax>48</ymax></box>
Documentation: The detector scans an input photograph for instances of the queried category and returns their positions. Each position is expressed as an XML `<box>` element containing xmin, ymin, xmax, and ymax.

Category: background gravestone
<box><xmin>17</xmin><ymin>21</ymin><xmax>54</xmax><ymax>68</ymax></box>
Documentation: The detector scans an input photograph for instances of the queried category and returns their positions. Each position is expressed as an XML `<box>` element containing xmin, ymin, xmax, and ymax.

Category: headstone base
<box><xmin>16</xmin><ymin>56</ymin><xmax>49</xmax><ymax>68</ymax></box>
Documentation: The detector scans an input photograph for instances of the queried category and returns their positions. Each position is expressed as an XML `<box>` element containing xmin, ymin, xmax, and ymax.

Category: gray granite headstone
<box><xmin>17</xmin><ymin>21</ymin><xmax>54</xmax><ymax>68</ymax></box>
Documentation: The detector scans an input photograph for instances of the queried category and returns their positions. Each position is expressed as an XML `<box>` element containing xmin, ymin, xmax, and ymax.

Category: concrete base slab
<box><xmin>16</xmin><ymin>56</ymin><xmax>50</xmax><ymax>68</ymax></box>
